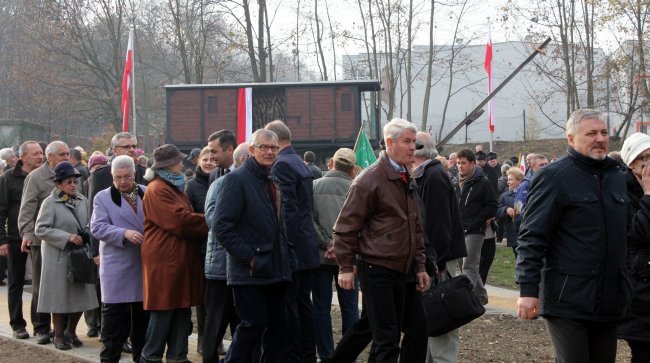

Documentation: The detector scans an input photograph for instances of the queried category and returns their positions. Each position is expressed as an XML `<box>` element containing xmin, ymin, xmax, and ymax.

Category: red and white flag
<box><xmin>237</xmin><ymin>88</ymin><xmax>252</xmax><ymax>143</ymax></box>
<box><xmin>121</xmin><ymin>30</ymin><xmax>133</xmax><ymax>132</ymax></box>
<box><xmin>484</xmin><ymin>24</ymin><xmax>494</xmax><ymax>133</ymax></box>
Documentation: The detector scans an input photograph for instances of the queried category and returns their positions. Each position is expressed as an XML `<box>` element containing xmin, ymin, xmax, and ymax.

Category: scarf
<box><xmin>57</xmin><ymin>189</ymin><xmax>79</xmax><ymax>207</ymax></box>
<box><xmin>458</xmin><ymin>165</ymin><xmax>477</xmax><ymax>190</ymax></box>
<box><xmin>120</xmin><ymin>184</ymin><xmax>139</xmax><ymax>212</ymax></box>
<box><xmin>156</xmin><ymin>169</ymin><xmax>186</xmax><ymax>192</ymax></box>
<box><xmin>411</xmin><ymin>159</ymin><xmax>433</xmax><ymax>179</ymax></box>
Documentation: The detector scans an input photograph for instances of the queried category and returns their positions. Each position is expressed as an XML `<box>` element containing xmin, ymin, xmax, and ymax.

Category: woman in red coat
<box><xmin>140</xmin><ymin>144</ymin><xmax>208</xmax><ymax>363</ymax></box>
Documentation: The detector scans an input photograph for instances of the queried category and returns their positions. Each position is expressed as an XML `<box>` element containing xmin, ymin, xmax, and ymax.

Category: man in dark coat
<box><xmin>214</xmin><ymin>129</ymin><xmax>294</xmax><ymax>363</ymax></box>
<box><xmin>456</xmin><ymin>149</ymin><xmax>497</xmax><ymax>305</ymax></box>
<box><xmin>303</xmin><ymin>151</ymin><xmax>323</xmax><ymax>179</ymax></box>
<box><xmin>86</xmin><ymin>131</ymin><xmax>146</xmax><ymax>339</ymax></box>
<box><xmin>0</xmin><ymin>141</ymin><xmax>43</xmax><ymax>339</ymax></box>
<box><xmin>516</xmin><ymin>109</ymin><xmax>630</xmax><ymax>362</ymax></box>
<box><xmin>413</xmin><ymin>132</ymin><xmax>466</xmax><ymax>362</ymax></box>
<box><xmin>265</xmin><ymin>120</ymin><xmax>319</xmax><ymax>363</ymax></box>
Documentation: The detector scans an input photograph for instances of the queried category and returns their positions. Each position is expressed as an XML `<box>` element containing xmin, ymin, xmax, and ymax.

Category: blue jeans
<box><xmin>312</xmin><ymin>264</ymin><xmax>359</xmax><ymax>360</ymax></box>
<box><xmin>141</xmin><ymin>308</ymin><xmax>192</xmax><ymax>362</ymax></box>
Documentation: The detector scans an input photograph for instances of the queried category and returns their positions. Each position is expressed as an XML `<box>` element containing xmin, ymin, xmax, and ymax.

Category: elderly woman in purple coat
<box><xmin>90</xmin><ymin>155</ymin><xmax>150</xmax><ymax>363</ymax></box>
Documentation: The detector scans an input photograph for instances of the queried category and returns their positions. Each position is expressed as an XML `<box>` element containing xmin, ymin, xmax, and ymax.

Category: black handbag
<box><xmin>421</xmin><ymin>272</ymin><xmax>485</xmax><ymax>337</ymax></box>
<box><xmin>66</xmin><ymin>243</ymin><xmax>97</xmax><ymax>284</ymax></box>
<box><xmin>65</xmin><ymin>207</ymin><xmax>97</xmax><ymax>284</ymax></box>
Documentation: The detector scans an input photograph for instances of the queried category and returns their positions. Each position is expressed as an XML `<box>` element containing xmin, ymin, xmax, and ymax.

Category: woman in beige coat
<box><xmin>35</xmin><ymin>161</ymin><xmax>98</xmax><ymax>350</ymax></box>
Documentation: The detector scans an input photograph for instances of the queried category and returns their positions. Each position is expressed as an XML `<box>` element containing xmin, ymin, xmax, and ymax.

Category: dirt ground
<box><xmin>2</xmin><ymin>310</ymin><xmax>632</xmax><ymax>362</ymax></box>
<box><xmin>0</xmin><ymin>336</ymin><xmax>91</xmax><ymax>363</ymax></box>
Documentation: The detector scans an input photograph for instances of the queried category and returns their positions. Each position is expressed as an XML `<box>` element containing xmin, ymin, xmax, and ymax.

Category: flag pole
<box><xmin>130</xmin><ymin>26</ymin><xmax>137</xmax><ymax>139</ymax></box>
<box><xmin>353</xmin><ymin>120</ymin><xmax>368</xmax><ymax>151</ymax></box>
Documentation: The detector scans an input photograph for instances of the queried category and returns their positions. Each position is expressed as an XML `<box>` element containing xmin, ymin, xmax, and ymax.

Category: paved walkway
<box><xmin>0</xmin><ymin>282</ymin><xmax>518</xmax><ymax>362</ymax></box>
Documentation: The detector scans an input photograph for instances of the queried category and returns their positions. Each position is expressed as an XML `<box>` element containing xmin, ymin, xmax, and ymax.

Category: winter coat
<box><xmin>90</xmin><ymin>184</ymin><xmax>146</xmax><ymax>304</ymax></box>
<box><xmin>457</xmin><ymin>166</ymin><xmax>498</xmax><ymax>235</ymax></box>
<box><xmin>214</xmin><ymin>157</ymin><xmax>294</xmax><ymax>285</ymax></box>
<box><xmin>333</xmin><ymin>152</ymin><xmax>426</xmax><ymax>274</ymax></box>
<box><xmin>0</xmin><ymin>161</ymin><xmax>28</xmax><ymax>246</ymax></box>
<box><xmin>204</xmin><ymin>171</ymin><xmax>234</xmax><ymax>280</ymax></box>
<box><xmin>307</xmin><ymin>163</ymin><xmax>323</xmax><ymax>179</ymax></box>
<box><xmin>618</xmin><ymin>170</ymin><xmax>650</xmax><ymax>341</ymax></box>
<box><xmin>312</xmin><ymin>170</ymin><xmax>353</xmax><ymax>266</ymax></box>
<box><xmin>18</xmin><ymin>163</ymin><xmax>56</xmax><ymax>246</ymax></box>
<box><xmin>516</xmin><ymin>148</ymin><xmax>630</xmax><ymax>322</ymax></box>
<box><xmin>34</xmin><ymin>189</ymin><xmax>98</xmax><ymax>313</ymax></box>
<box><xmin>414</xmin><ymin>159</ymin><xmax>466</xmax><ymax>271</ymax></box>
<box><xmin>497</xmin><ymin>189</ymin><xmax>520</xmax><ymax>248</ymax></box>
<box><xmin>141</xmin><ymin>176</ymin><xmax>208</xmax><ymax>310</ymax></box>
<box><xmin>272</xmin><ymin>146</ymin><xmax>319</xmax><ymax>271</ymax></box>
<box><xmin>185</xmin><ymin>166</ymin><xmax>211</xmax><ymax>256</ymax></box>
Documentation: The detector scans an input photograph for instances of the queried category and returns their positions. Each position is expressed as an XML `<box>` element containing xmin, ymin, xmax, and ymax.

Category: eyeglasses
<box><xmin>113</xmin><ymin>175</ymin><xmax>134</xmax><ymax>182</ymax></box>
<box><xmin>116</xmin><ymin>144</ymin><xmax>137</xmax><ymax>149</ymax></box>
<box><xmin>254</xmin><ymin>144</ymin><xmax>280</xmax><ymax>153</ymax></box>
<box><xmin>62</xmin><ymin>179</ymin><xmax>77</xmax><ymax>185</ymax></box>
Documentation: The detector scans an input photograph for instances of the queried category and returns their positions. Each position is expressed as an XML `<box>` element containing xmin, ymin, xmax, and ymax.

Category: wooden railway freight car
<box><xmin>164</xmin><ymin>80</ymin><xmax>381</xmax><ymax>161</ymax></box>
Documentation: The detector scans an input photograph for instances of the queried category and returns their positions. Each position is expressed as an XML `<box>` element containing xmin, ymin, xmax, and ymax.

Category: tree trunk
<box><xmin>421</xmin><ymin>0</ymin><xmax>434</xmax><ymax>132</ymax></box>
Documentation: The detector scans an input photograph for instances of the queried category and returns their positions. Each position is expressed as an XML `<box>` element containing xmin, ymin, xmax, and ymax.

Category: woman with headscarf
<box><xmin>90</xmin><ymin>155</ymin><xmax>149</xmax><ymax>362</ymax></box>
<box><xmin>35</xmin><ymin>161</ymin><xmax>99</xmax><ymax>350</ymax></box>
<box><xmin>184</xmin><ymin>146</ymin><xmax>216</xmax><ymax>355</ymax></box>
<box><xmin>619</xmin><ymin>133</ymin><xmax>650</xmax><ymax>362</ymax></box>
<box><xmin>140</xmin><ymin>144</ymin><xmax>209</xmax><ymax>363</ymax></box>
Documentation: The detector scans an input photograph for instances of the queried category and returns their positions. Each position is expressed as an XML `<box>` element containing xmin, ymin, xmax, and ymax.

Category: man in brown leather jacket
<box><xmin>333</xmin><ymin>118</ymin><xmax>430</xmax><ymax>363</ymax></box>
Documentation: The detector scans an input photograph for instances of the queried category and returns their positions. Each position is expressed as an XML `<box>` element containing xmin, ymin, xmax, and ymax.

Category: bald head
<box><xmin>233</xmin><ymin>142</ymin><xmax>250</xmax><ymax>167</ymax></box>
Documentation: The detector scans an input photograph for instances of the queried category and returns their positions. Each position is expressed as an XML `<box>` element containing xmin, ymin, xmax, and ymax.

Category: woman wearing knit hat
<box><xmin>618</xmin><ymin>132</ymin><xmax>650</xmax><ymax>362</ymax></box>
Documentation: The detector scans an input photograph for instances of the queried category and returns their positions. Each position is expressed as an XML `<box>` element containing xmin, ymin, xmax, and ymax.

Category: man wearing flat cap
<box><xmin>311</xmin><ymin>148</ymin><xmax>360</xmax><ymax>361</ymax></box>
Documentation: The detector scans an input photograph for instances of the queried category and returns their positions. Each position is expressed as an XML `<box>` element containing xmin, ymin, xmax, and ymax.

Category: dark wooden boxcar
<box><xmin>164</xmin><ymin>80</ymin><xmax>381</xmax><ymax>161</ymax></box>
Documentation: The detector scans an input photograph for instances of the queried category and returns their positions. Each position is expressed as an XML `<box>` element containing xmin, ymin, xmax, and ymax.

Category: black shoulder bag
<box><xmin>65</xmin><ymin>206</ymin><xmax>97</xmax><ymax>285</ymax></box>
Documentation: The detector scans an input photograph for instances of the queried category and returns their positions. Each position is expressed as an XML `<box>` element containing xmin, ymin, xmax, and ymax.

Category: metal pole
<box><xmin>606</xmin><ymin>67</ymin><xmax>611</xmax><ymax>133</ymax></box>
<box><xmin>465</xmin><ymin>112</ymin><xmax>468</xmax><ymax>143</ymax></box>
<box><xmin>131</xmin><ymin>26</ymin><xmax>137</xmax><ymax>139</ymax></box>
<box><xmin>523</xmin><ymin>109</ymin><xmax>526</xmax><ymax>141</ymax></box>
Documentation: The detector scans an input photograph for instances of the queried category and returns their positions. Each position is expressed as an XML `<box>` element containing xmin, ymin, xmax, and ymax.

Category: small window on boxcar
<box><xmin>208</xmin><ymin>96</ymin><xmax>218</xmax><ymax>113</ymax></box>
<box><xmin>341</xmin><ymin>93</ymin><xmax>352</xmax><ymax>111</ymax></box>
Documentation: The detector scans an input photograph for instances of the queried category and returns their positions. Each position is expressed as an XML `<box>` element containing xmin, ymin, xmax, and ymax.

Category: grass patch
<box><xmin>486</xmin><ymin>244</ymin><xmax>518</xmax><ymax>290</ymax></box>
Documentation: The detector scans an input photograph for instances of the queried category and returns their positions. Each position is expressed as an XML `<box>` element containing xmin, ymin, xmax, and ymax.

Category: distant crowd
<box><xmin>0</xmin><ymin>109</ymin><xmax>649</xmax><ymax>363</ymax></box>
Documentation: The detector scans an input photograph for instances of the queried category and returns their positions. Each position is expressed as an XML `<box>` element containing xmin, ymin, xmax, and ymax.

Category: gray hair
<box><xmin>45</xmin><ymin>141</ymin><xmax>68</xmax><ymax>157</ymax></box>
<box><xmin>111</xmin><ymin>132</ymin><xmax>136</xmax><ymax>148</ymax></box>
<box><xmin>566</xmin><ymin>109</ymin><xmax>607</xmax><ymax>136</ymax></box>
<box><xmin>18</xmin><ymin>141</ymin><xmax>39</xmax><ymax>157</ymax></box>
<box><xmin>111</xmin><ymin>155</ymin><xmax>135</xmax><ymax>173</ymax></box>
<box><xmin>251</xmin><ymin>129</ymin><xmax>278</xmax><ymax>146</ymax></box>
<box><xmin>383</xmin><ymin>118</ymin><xmax>418</xmax><ymax>141</ymax></box>
<box><xmin>264</xmin><ymin>120</ymin><xmax>291</xmax><ymax>142</ymax></box>
<box><xmin>501</xmin><ymin>164</ymin><xmax>511</xmax><ymax>174</ymax></box>
<box><xmin>0</xmin><ymin>148</ymin><xmax>15</xmax><ymax>160</ymax></box>
<box><xmin>233</xmin><ymin>142</ymin><xmax>250</xmax><ymax>166</ymax></box>
<box><xmin>414</xmin><ymin>132</ymin><xmax>438</xmax><ymax>160</ymax></box>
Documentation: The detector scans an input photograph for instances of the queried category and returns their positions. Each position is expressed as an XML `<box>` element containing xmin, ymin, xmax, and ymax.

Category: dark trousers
<box><xmin>85</xmin><ymin>269</ymin><xmax>102</xmax><ymax>331</ymax></box>
<box><xmin>312</xmin><ymin>265</ymin><xmax>359</xmax><ymax>361</ymax></box>
<box><xmin>6</xmin><ymin>242</ymin><xmax>28</xmax><ymax>331</ymax></box>
<box><xmin>479</xmin><ymin>237</ymin><xmax>496</xmax><ymax>284</ymax></box>
<box><xmin>141</xmin><ymin>308</ymin><xmax>192</xmax><ymax>362</ymax></box>
<box><xmin>100</xmin><ymin>301</ymin><xmax>149</xmax><ymax>363</ymax></box>
<box><xmin>545</xmin><ymin>316</ymin><xmax>617</xmax><ymax>363</ymax></box>
<box><xmin>627</xmin><ymin>339</ymin><xmax>650</xmax><ymax>363</ymax></box>
<box><xmin>30</xmin><ymin>245</ymin><xmax>51</xmax><ymax>334</ymax></box>
<box><xmin>327</xmin><ymin>279</ymin><xmax>425</xmax><ymax>363</ymax></box>
<box><xmin>0</xmin><ymin>255</ymin><xmax>6</xmax><ymax>281</ymax></box>
<box><xmin>358</xmin><ymin>261</ymin><xmax>407</xmax><ymax>363</ymax></box>
<box><xmin>285</xmin><ymin>269</ymin><xmax>316</xmax><ymax>363</ymax></box>
<box><xmin>203</xmin><ymin>279</ymin><xmax>240</xmax><ymax>363</ymax></box>
<box><xmin>226</xmin><ymin>283</ymin><xmax>288</xmax><ymax>363</ymax></box>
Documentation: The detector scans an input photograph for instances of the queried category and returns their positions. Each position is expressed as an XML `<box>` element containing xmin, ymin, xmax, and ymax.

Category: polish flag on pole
<box><xmin>237</xmin><ymin>88</ymin><xmax>253</xmax><ymax>143</ymax></box>
<box><xmin>121</xmin><ymin>30</ymin><xmax>133</xmax><ymax>133</ymax></box>
<box><xmin>485</xmin><ymin>23</ymin><xmax>494</xmax><ymax>134</ymax></box>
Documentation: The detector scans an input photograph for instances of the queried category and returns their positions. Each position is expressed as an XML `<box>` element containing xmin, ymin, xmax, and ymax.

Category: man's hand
<box><xmin>416</xmin><ymin>271</ymin><xmax>431</xmax><ymax>292</ymax></box>
<box><xmin>324</xmin><ymin>241</ymin><xmax>336</xmax><ymax>261</ymax></box>
<box><xmin>338</xmin><ymin>271</ymin><xmax>355</xmax><ymax>290</ymax></box>
<box><xmin>517</xmin><ymin>297</ymin><xmax>540</xmax><ymax>320</ymax></box>
<box><xmin>93</xmin><ymin>256</ymin><xmax>100</xmax><ymax>266</ymax></box>
<box><xmin>0</xmin><ymin>244</ymin><xmax>9</xmax><ymax>257</ymax></box>
<box><xmin>20</xmin><ymin>239</ymin><xmax>32</xmax><ymax>253</ymax></box>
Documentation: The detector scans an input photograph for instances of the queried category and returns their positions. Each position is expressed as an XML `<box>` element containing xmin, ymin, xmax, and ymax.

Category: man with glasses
<box><xmin>265</xmin><ymin>120</ymin><xmax>319</xmax><ymax>363</ymax></box>
<box><xmin>86</xmin><ymin>132</ymin><xmax>147</xmax><ymax>341</ymax></box>
<box><xmin>18</xmin><ymin>141</ymin><xmax>72</xmax><ymax>344</ymax></box>
<box><xmin>214</xmin><ymin>128</ymin><xmax>294</xmax><ymax>363</ymax></box>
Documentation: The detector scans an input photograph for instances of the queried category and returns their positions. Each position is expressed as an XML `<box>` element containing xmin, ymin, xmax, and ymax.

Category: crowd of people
<box><xmin>0</xmin><ymin>109</ymin><xmax>648</xmax><ymax>363</ymax></box>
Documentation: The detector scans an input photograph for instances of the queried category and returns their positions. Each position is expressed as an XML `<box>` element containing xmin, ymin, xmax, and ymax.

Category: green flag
<box><xmin>355</xmin><ymin>130</ymin><xmax>377</xmax><ymax>168</ymax></box>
